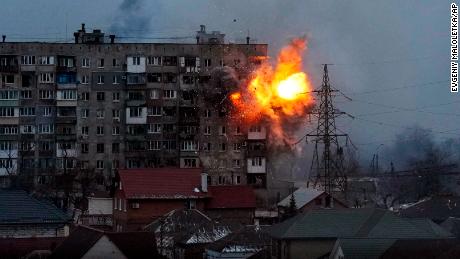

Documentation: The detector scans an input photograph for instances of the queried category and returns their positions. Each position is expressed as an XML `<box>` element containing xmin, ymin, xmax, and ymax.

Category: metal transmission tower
<box><xmin>307</xmin><ymin>64</ymin><xmax>350</xmax><ymax>194</ymax></box>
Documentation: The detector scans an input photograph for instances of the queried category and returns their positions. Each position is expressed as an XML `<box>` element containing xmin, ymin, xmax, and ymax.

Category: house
<box><xmin>78</xmin><ymin>191</ymin><xmax>113</xmax><ymax>230</ymax></box>
<box><xmin>269</xmin><ymin>208</ymin><xmax>454</xmax><ymax>259</ymax></box>
<box><xmin>0</xmin><ymin>189</ymin><xmax>71</xmax><ymax>257</ymax></box>
<box><xmin>113</xmin><ymin>168</ymin><xmax>209</xmax><ymax>231</ymax></box>
<box><xmin>143</xmin><ymin>209</ymin><xmax>233</xmax><ymax>259</ymax></box>
<box><xmin>277</xmin><ymin>187</ymin><xmax>347</xmax><ymax>216</ymax></box>
<box><xmin>380</xmin><ymin>239</ymin><xmax>460</xmax><ymax>259</ymax></box>
<box><xmin>205</xmin><ymin>225</ymin><xmax>272</xmax><ymax>259</ymax></box>
<box><xmin>399</xmin><ymin>195</ymin><xmax>460</xmax><ymax>223</ymax></box>
<box><xmin>206</xmin><ymin>185</ymin><xmax>256</xmax><ymax>224</ymax></box>
<box><xmin>50</xmin><ymin>225</ymin><xmax>162</xmax><ymax>259</ymax></box>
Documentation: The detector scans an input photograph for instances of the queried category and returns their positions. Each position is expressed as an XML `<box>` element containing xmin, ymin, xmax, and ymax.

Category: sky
<box><xmin>0</xmin><ymin>0</ymin><xmax>457</xmax><ymax>174</ymax></box>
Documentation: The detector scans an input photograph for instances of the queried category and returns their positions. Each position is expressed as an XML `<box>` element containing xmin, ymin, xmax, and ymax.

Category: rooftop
<box><xmin>118</xmin><ymin>168</ymin><xmax>208</xmax><ymax>199</ymax></box>
<box><xmin>399</xmin><ymin>195</ymin><xmax>460</xmax><ymax>223</ymax></box>
<box><xmin>277</xmin><ymin>187</ymin><xmax>324</xmax><ymax>208</ymax></box>
<box><xmin>0</xmin><ymin>189</ymin><xmax>70</xmax><ymax>225</ymax></box>
<box><xmin>207</xmin><ymin>185</ymin><xmax>256</xmax><ymax>209</ymax></box>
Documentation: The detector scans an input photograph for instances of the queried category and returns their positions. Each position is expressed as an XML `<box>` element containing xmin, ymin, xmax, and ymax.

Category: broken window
<box><xmin>163</xmin><ymin>73</ymin><xmax>177</xmax><ymax>83</ymax></box>
<box><xmin>147</xmin><ymin>73</ymin><xmax>162</xmax><ymax>83</ymax></box>
<box><xmin>182</xmin><ymin>75</ymin><xmax>194</xmax><ymax>85</ymax></box>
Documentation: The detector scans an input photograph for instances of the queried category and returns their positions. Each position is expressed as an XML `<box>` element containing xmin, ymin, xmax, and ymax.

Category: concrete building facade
<box><xmin>0</xmin><ymin>25</ymin><xmax>268</xmax><ymax>195</ymax></box>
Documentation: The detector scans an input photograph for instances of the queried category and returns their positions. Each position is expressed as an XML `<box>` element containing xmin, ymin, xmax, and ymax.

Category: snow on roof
<box><xmin>277</xmin><ymin>187</ymin><xmax>324</xmax><ymax>208</ymax></box>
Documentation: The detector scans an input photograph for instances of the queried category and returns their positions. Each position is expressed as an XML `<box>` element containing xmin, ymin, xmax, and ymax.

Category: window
<box><xmin>0</xmin><ymin>141</ymin><xmax>15</xmax><ymax>151</ymax></box>
<box><xmin>236</xmin><ymin>175</ymin><xmax>241</xmax><ymax>184</ymax></box>
<box><xmin>220</xmin><ymin>126</ymin><xmax>226</xmax><ymax>135</ymax></box>
<box><xmin>132</xmin><ymin>56</ymin><xmax>141</xmax><ymax>65</ymax></box>
<box><xmin>98</xmin><ymin>58</ymin><xmax>104</xmax><ymax>68</ymax></box>
<box><xmin>112</xmin><ymin>160</ymin><xmax>120</xmax><ymax>169</ymax></box>
<box><xmin>235</xmin><ymin>126</ymin><xmax>242</xmax><ymax>135</ymax></box>
<box><xmin>38</xmin><ymin>124</ymin><xmax>54</xmax><ymax>134</ymax></box>
<box><xmin>81</xmin><ymin>75</ymin><xmax>88</xmax><ymax>84</ymax></box>
<box><xmin>147</xmin><ymin>56</ymin><xmax>161</xmax><ymax>66</ymax></box>
<box><xmin>97</xmin><ymin>75</ymin><xmax>105</xmax><ymax>84</ymax></box>
<box><xmin>129</xmin><ymin>107</ymin><xmax>143</xmax><ymax>117</ymax></box>
<box><xmin>21</xmin><ymin>55</ymin><xmax>36</xmax><ymax>65</ymax></box>
<box><xmin>60</xmin><ymin>90</ymin><xmax>77</xmax><ymax>100</ymax></box>
<box><xmin>38</xmin><ymin>56</ymin><xmax>54</xmax><ymax>65</ymax></box>
<box><xmin>20</xmin><ymin>90</ymin><xmax>32</xmax><ymax>99</ymax></box>
<box><xmin>96</xmin><ymin>92</ymin><xmax>105</xmax><ymax>101</ymax></box>
<box><xmin>0</xmin><ymin>159</ymin><xmax>14</xmax><ymax>169</ymax></box>
<box><xmin>112</xmin><ymin>126</ymin><xmax>120</xmax><ymax>135</ymax></box>
<box><xmin>112</xmin><ymin>92</ymin><xmax>120</xmax><ymax>102</ymax></box>
<box><xmin>148</xmin><ymin>123</ymin><xmax>161</xmax><ymax>134</ymax></box>
<box><xmin>39</xmin><ymin>90</ymin><xmax>54</xmax><ymax>99</ymax></box>
<box><xmin>40</xmin><ymin>141</ymin><xmax>52</xmax><ymax>151</ymax></box>
<box><xmin>204</xmin><ymin>58</ymin><xmax>212</xmax><ymax>67</ymax></box>
<box><xmin>21</xmin><ymin>125</ymin><xmax>34</xmax><ymax>134</ymax></box>
<box><xmin>1</xmin><ymin>75</ymin><xmax>14</xmax><ymax>84</ymax></box>
<box><xmin>147</xmin><ymin>73</ymin><xmax>162</xmax><ymax>83</ymax></box>
<box><xmin>81</xmin><ymin>58</ymin><xmax>90</xmax><ymax>68</ymax></box>
<box><xmin>81</xmin><ymin>126</ymin><xmax>89</xmax><ymax>135</ymax></box>
<box><xmin>163</xmin><ymin>90</ymin><xmax>176</xmax><ymax>99</ymax></box>
<box><xmin>43</xmin><ymin>107</ymin><xmax>52</xmax><ymax>117</ymax></box>
<box><xmin>233</xmin><ymin>143</ymin><xmax>241</xmax><ymax>152</ymax></box>
<box><xmin>252</xmin><ymin>157</ymin><xmax>263</xmax><ymax>166</ymax></box>
<box><xmin>147</xmin><ymin>106</ymin><xmax>162</xmax><ymax>116</ymax></box>
<box><xmin>0</xmin><ymin>91</ymin><xmax>18</xmax><ymax>100</ymax></box>
<box><xmin>112</xmin><ymin>75</ymin><xmax>119</xmax><ymax>84</ymax></box>
<box><xmin>150</xmin><ymin>89</ymin><xmax>160</xmax><ymax>99</ymax></box>
<box><xmin>182</xmin><ymin>75</ymin><xmax>194</xmax><ymax>84</ymax></box>
<box><xmin>96</xmin><ymin>109</ymin><xmax>105</xmax><ymax>119</ymax></box>
<box><xmin>183</xmin><ymin>159</ymin><xmax>197</xmax><ymax>168</ymax></box>
<box><xmin>81</xmin><ymin>109</ymin><xmax>89</xmax><ymax>118</ymax></box>
<box><xmin>81</xmin><ymin>92</ymin><xmax>90</xmax><ymax>101</ymax></box>
<box><xmin>112</xmin><ymin>58</ymin><xmax>119</xmax><ymax>67</ymax></box>
<box><xmin>112</xmin><ymin>109</ymin><xmax>120</xmax><ymax>119</ymax></box>
<box><xmin>80</xmin><ymin>143</ymin><xmax>88</xmax><ymax>153</ymax></box>
<box><xmin>0</xmin><ymin>126</ymin><xmax>18</xmax><ymax>135</ymax></box>
<box><xmin>163</xmin><ymin>73</ymin><xmax>177</xmax><ymax>83</ymax></box>
<box><xmin>19</xmin><ymin>107</ymin><xmax>35</xmax><ymax>116</ymax></box>
<box><xmin>96</xmin><ymin>126</ymin><xmax>104</xmax><ymax>135</ymax></box>
<box><xmin>127</xmin><ymin>74</ymin><xmax>145</xmax><ymax>84</ymax></box>
<box><xmin>0</xmin><ymin>107</ymin><xmax>15</xmax><ymax>117</ymax></box>
<box><xmin>204</xmin><ymin>126</ymin><xmax>211</xmax><ymax>135</ymax></box>
<box><xmin>112</xmin><ymin>143</ymin><xmax>120</xmax><ymax>153</ymax></box>
<box><xmin>97</xmin><ymin>143</ymin><xmax>105</xmax><ymax>153</ymax></box>
<box><xmin>162</xmin><ymin>56</ymin><xmax>177</xmax><ymax>66</ymax></box>
<box><xmin>180</xmin><ymin>140</ymin><xmax>197</xmax><ymax>151</ymax></box>
<box><xmin>250</xmin><ymin>125</ymin><xmax>262</xmax><ymax>133</ymax></box>
<box><xmin>219</xmin><ymin>143</ymin><xmax>227</xmax><ymax>151</ymax></box>
<box><xmin>96</xmin><ymin>160</ymin><xmax>104</xmax><ymax>169</ymax></box>
<box><xmin>204</xmin><ymin>109</ymin><xmax>211</xmax><ymax>118</ymax></box>
<box><xmin>39</xmin><ymin>73</ymin><xmax>54</xmax><ymax>83</ymax></box>
<box><xmin>148</xmin><ymin>140</ymin><xmax>161</xmax><ymax>150</ymax></box>
<box><xmin>233</xmin><ymin>159</ymin><xmax>241</xmax><ymax>168</ymax></box>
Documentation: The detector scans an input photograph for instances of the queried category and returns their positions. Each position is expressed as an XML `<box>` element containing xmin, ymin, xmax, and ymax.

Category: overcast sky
<box><xmin>0</xmin><ymin>0</ymin><xmax>457</xmax><ymax>171</ymax></box>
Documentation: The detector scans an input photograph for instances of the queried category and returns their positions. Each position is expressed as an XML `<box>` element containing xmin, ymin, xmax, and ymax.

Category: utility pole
<box><xmin>307</xmin><ymin>64</ymin><xmax>350</xmax><ymax>195</ymax></box>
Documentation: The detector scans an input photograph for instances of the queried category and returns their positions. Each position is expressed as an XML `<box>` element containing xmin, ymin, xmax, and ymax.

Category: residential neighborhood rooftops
<box><xmin>0</xmin><ymin>189</ymin><xmax>70</xmax><ymax>225</ymax></box>
<box><xmin>380</xmin><ymin>238</ymin><xmax>460</xmax><ymax>259</ymax></box>
<box><xmin>399</xmin><ymin>195</ymin><xmax>460</xmax><ymax>223</ymax></box>
<box><xmin>207</xmin><ymin>186</ymin><xmax>256</xmax><ymax>209</ymax></box>
<box><xmin>269</xmin><ymin>208</ymin><xmax>453</xmax><ymax>240</ymax></box>
<box><xmin>277</xmin><ymin>187</ymin><xmax>324</xmax><ymax>208</ymax></box>
<box><xmin>50</xmin><ymin>225</ymin><xmax>161</xmax><ymax>259</ymax></box>
<box><xmin>118</xmin><ymin>168</ymin><xmax>208</xmax><ymax>199</ymax></box>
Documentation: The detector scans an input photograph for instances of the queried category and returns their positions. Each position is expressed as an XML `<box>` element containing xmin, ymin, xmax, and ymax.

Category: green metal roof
<box><xmin>0</xmin><ymin>189</ymin><xmax>71</xmax><ymax>224</ymax></box>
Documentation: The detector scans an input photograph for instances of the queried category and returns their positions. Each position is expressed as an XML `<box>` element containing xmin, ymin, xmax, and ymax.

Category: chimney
<box><xmin>200</xmin><ymin>25</ymin><xmax>206</xmax><ymax>32</ymax></box>
<box><xmin>196</xmin><ymin>36</ymin><xmax>200</xmax><ymax>44</ymax></box>
<box><xmin>81</xmin><ymin>23</ymin><xmax>86</xmax><ymax>32</ymax></box>
<box><xmin>201</xmin><ymin>173</ymin><xmax>208</xmax><ymax>192</ymax></box>
<box><xmin>1</xmin><ymin>35</ymin><xmax>5</xmax><ymax>43</ymax></box>
<box><xmin>246</xmin><ymin>36</ymin><xmax>250</xmax><ymax>44</ymax></box>
<box><xmin>73</xmin><ymin>32</ymin><xmax>79</xmax><ymax>43</ymax></box>
<box><xmin>109</xmin><ymin>35</ymin><xmax>115</xmax><ymax>44</ymax></box>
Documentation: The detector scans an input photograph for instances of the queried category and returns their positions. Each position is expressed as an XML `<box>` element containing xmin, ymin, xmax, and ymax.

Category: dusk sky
<box><xmin>1</xmin><ymin>0</ymin><xmax>457</xmax><ymax>173</ymax></box>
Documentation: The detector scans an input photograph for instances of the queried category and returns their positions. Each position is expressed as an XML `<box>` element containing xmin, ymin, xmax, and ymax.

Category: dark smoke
<box><xmin>109</xmin><ymin>0</ymin><xmax>153</xmax><ymax>37</ymax></box>
<box><xmin>203</xmin><ymin>66</ymin><xmax>239</xmax><ymax>106</ymax></box>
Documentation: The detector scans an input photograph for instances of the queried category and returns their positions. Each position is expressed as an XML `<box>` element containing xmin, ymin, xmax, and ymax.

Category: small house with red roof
<box><xmin>113</xmin><ymin>168</ymin><xmax>209</xmax><ymax>231</ymax></box>
<box><xmin>206</xmin><ymin>186</ymin><xmax>256</xmax><ymax>224</ymax></box>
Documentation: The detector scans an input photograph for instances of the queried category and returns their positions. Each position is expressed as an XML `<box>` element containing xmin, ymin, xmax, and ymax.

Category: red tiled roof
<box><xmin>206</xmin><ymin>185</ymin><xmax>256</xmax><ymax>209</ymax></box>
<box><xmin>118</xmin><ymin>168</ymin><xmax>208</xmax><ymax>199</ymax></box>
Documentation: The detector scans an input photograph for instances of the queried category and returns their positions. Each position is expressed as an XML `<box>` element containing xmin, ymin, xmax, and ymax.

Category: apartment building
<box><xmin>0</xmin><ymin>24</ymin><xmax>268</xmax><ymax>193</ymax></box>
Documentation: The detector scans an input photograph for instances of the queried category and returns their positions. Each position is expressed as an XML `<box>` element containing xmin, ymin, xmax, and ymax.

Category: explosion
<box><xmin>230</xmin><ymin>38</ymin><xmax>314</xmax><ymax>143</ymax></box>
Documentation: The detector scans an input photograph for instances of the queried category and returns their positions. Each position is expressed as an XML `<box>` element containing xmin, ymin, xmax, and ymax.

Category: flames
<box><xmin>230</xmin><ymin>38</ymin><xmax>314</xmax><ymax>143</ymax></box>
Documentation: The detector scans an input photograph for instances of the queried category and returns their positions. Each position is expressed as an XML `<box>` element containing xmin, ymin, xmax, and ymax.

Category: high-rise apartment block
<box><xmin>0</xmin><ymin>25</ymin><xmax>268</xmax><ymax>192</ymax></box>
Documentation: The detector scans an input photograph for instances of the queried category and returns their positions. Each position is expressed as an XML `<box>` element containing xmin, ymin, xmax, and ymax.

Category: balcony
<box><xmin>0</xmin><ymin>65</ymin><xmax>19</xmax><ymax>73</ymax></box>
<box><xmin>56</xmin><ymin>116</ymin><xmax>77</xmax><ymax>124</ymax></box>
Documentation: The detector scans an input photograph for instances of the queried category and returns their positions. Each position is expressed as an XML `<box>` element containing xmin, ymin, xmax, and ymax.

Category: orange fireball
<box><xmin>230</xmin><ymin>38</ymin><xmax>314</xmax><ymax>143</ymax></box>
